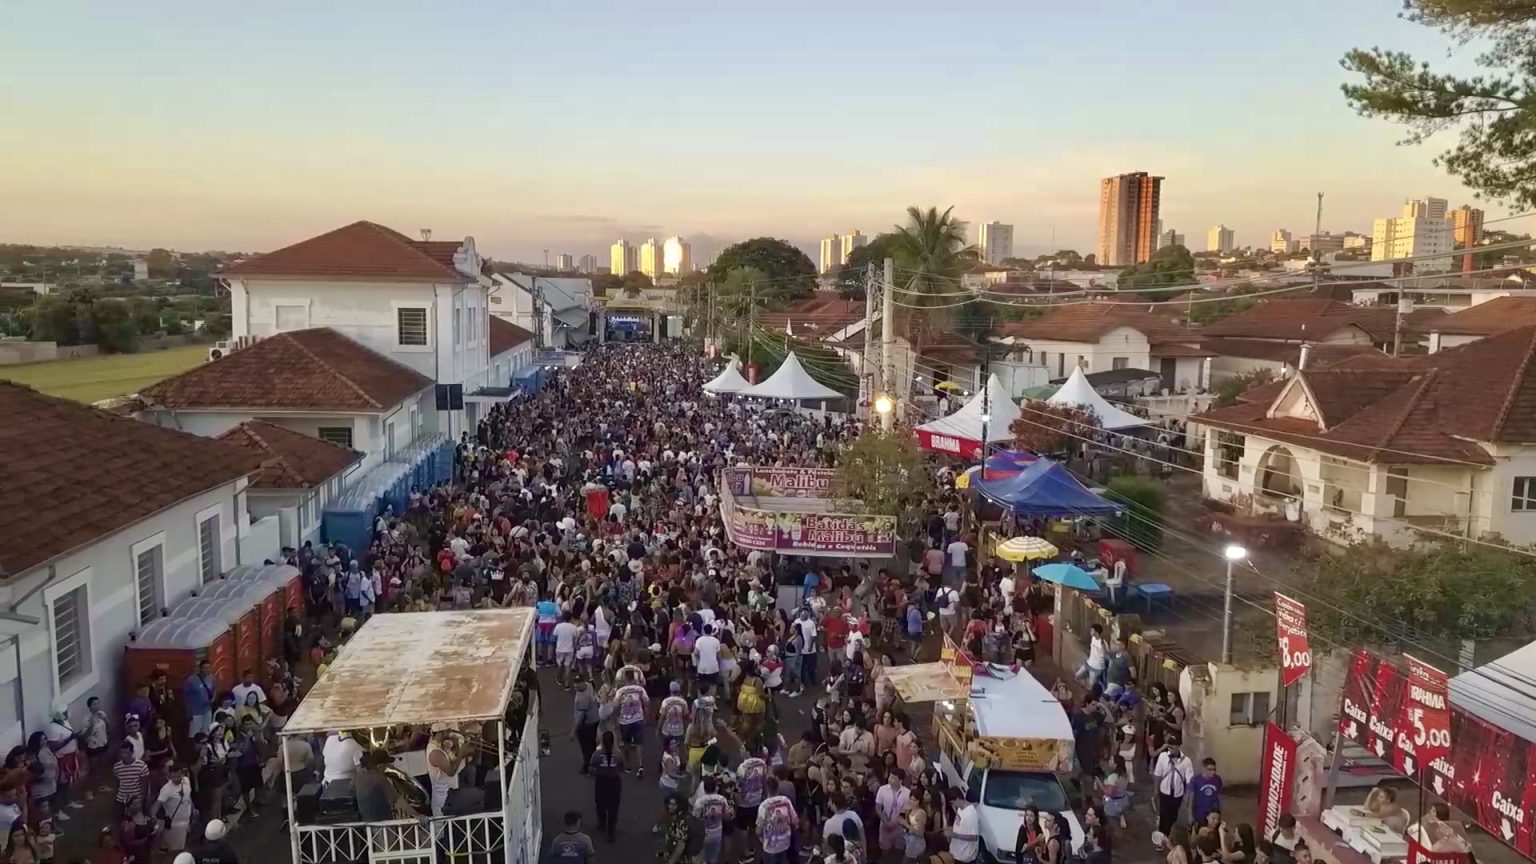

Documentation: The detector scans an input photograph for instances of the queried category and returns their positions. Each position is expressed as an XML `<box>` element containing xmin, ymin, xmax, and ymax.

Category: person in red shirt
<box><xmin>824</xmin><ymin>612</ymin><xmax>850</xmax><ymax>657</ymax></box>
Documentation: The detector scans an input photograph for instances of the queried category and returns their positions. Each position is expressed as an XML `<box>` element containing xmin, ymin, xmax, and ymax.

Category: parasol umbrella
<box><xmin>994</xmin><ymin>536</ymin><xmax>1058</xmax><ymax>562</ymax></box>
<box><xmin>1031</xmin><ymin>562</ymin><xmax>1101</xmax><ymax>592</ymax></box>
<box><xmin>935</xmin><ymin>381</ymin><xmax>967</xmax><ymax>393</ymax></box>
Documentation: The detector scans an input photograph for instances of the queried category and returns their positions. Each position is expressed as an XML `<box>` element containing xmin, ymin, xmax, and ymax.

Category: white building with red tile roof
<box><xmin>220</xmin><ymin>221</ymin><xmax>497</xmax><ymax>437</ymax></box>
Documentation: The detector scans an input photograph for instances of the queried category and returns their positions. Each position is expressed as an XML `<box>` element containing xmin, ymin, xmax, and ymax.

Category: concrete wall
<box><xmin>1196</xmin><ymin>664</ymin><xmax>1278</xmax><ymax>784</ymax></box>
<box><xmin>0</xmin><ymin>478</ymin><xmax>263</xmax><ymax>752</ymax></box>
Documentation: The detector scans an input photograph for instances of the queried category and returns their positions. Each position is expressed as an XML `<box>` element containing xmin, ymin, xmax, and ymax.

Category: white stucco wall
<box><xmin>0</xmin><ymin>479</ymin><xmax>258</xmax><ymax>752</ymax></box>
<box><xmin>135</xmin><ymin>389</ymin><xmax>436</xmax><ymax>475</ymax></box>
<box><xmin>1026</xmin><ymin>328</ymin><xmax>1153</xmax><ymax>379</ymax></box>
<box><xmin>1427</xmin><ymin>332</ymin><xmax>1483</xmax><ymax>354</ymax></box>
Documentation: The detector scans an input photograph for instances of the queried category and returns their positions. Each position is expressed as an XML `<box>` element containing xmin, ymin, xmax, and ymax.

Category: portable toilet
<box><xmin>123</xmin><ymin>616</ymin><xmax>236</xmax><ymax>699</ymax></box>
<box><xmin>165</xmin><ymin>597</ymin><xmax>252</xmax><ymax>693</ymax></box>
<box><xmin>230</xmin><ymin>563</ymin><xmax>303</xmax><ymax>622</ymax></box>
<box><xmin>199</xmin><ymin>580</ymin><xmax>282</xmax><ymax>681</ymax></box>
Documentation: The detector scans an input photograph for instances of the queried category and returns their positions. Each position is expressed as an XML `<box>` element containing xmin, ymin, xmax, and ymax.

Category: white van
<box><xmin>934</xmin><ymin>670</ymin><xmax>1085</xmax><ymax>863</ymax></box>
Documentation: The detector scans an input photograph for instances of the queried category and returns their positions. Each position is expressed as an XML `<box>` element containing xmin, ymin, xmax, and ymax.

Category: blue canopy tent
<box><xmin>513</xmin><ymin>365</ymin><xmax>545</xmax><ymax>394</ymax></box>
<box><xmin>973</xmin><ymin>457</ymin><xmax>1121</xmax><ymax>517</ymax></box>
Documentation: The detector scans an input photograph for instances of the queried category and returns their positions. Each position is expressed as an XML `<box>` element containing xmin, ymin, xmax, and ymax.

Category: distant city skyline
<box><xmin>1</xmin><ymin>3</ymin><xmax>1524</xmax><ymax>264</ymax></box>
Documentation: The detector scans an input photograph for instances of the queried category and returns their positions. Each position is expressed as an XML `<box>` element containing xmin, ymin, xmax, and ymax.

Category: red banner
<box><xmin>1258</xmin><ymin>723</ymin><xmax>1296</xmax><ymax>839</ymax></box>
<box><xmin>914</xmin><ymin>428</ymin><xmax>983</xmax><ymax>459</ymax></box>
<box><xmin>1274</xmin><ymin>593</ymin><xmax>1311</xmax><ymax>687</ymax></box>
<box><xmin>1393</xmin><ymin>654</ymin><xmax>1450</xmax><ymax>776</ymax></box>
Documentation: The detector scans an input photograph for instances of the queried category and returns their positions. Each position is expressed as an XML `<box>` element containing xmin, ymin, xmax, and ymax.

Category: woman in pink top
<box><xmin>893</xmin><ymin>714</ymin><xmax>921</xmax><ymax>777</ymax></box>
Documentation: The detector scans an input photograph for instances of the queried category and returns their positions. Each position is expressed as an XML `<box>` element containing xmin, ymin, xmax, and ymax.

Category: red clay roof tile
<box><xmin>0</xmin><ymin>383</ymin><xmax>261</xmax><ymax>577</ymax></box>
<box><xmin>222</xmin><ymin>221</ymin><xmax>469</xmax><ymax>282</ymax></box>
<box><xmin>996</xmin><ymin>303</ymin><xmax>1200</xmax><ymax>345</ymax></box>
<box><xmin>139</xmin><ymin>328</ymin><xmax>432</xmax><ymax>412</ymax></box>
<box><xmin>217</xmin><ymin>421</ymin><xmax>361</xmax><ymax>489</ymax></box>
<box><xmin>489</xmin><ymin>317</ymin><xmax>535</xmax><ymax>357</ymax></box>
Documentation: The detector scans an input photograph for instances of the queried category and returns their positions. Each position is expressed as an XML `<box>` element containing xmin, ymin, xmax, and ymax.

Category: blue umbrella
<box><xmin>1031</xmin><ymin>562</ymin><xmax>1101</xmax><ymax>592</ymax></box>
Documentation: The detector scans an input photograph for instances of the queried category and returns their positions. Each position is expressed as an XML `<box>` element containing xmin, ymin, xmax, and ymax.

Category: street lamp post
<box><xmin>874</xmin><ymin>394</ymin><xmax>894</xmax><ymax>432</ymax></box>
<box><xmin>1221</xmin><ymin>544</ymin><xmax>1247</xmax><ymax>663</ymax></box>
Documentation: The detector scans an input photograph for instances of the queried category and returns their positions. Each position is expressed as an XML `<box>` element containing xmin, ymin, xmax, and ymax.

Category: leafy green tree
<box><xmin>1341</xmin><ymin>0</ymin><xmax>1536</xmax><ymax>208</ymax></box>
<box><xmin>1009</xmin><ymin>402</ymin><xmax>1098</xmax><ymax>455</ymax></box>
<box><xmin>834</xmin><ymin>233</ymin><xmax>901</xmax><ymax>299</ymax></box>
<box><xmin>27</xmin><ymin>296</ymin><xmax>81</xmax><ymax>344</ymax></box>
<box><xmin>1296</xmin><ymin>537</ymin><xmax>1536</xmax><ymax>651</ymax></box>
<box><xmin>710</xmin><ymin>238</ymin><xmax>816</xmax><ymax>300</ymax></box>
<box><xmin>1115</xmin><ymin>244</ymin><xmax>1195</xmax><ymax>297</ymax></box>
<box><xmin>1213</xmin><ymin>368</ymin><xmax>1277</xmax><ymax>406</ymax></box>
<box><xmin>891</xmin><ymin>206</ymin><xmax>976</xmax><ymax>335</ymax></box>
<box><xmin>161</xmin><ymin>313</ymin><xmax>186</xmax><ymax>336</ymax></box>
<box><xmin>145</xmin><ymin>248</ymin><xmax>174</xmax><ymax>275</ymax></box>
<box><xmin>592</xmin><ymin>273</ymin><xmax>622</xmax><ymax>297</ymax></box>
<box><xmin>1105</xmin><ymin>476</ymin><xmax>1164</xmax><ymax>552</ymax></box>
<box><xmin>620</xmin><ymin>270</ymin><xmax>653</xmax><ymax>297</ymax></box>
<box><xmin>203</xmin><ymin>313</ymin><xmax>232</xmax><ymax>339</ymax></box>
<box><xmin>830</xmin><ymin>430</ymin><xmax>932</xmax><ymax>531</ymax></box>
<box><xmin>128</xmin><ymin>297</ymin><xmax>162</xmax><ymax>336</ymax></box>
<box><xmin>90</xmin><ymin>299</ymin><xmax>141</xmax><ymax>353</ymax></box>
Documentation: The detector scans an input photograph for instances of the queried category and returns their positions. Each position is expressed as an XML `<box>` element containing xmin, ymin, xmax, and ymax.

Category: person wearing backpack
<box><xmin>936</xmin><ymin>586</ymin><xmax>959</xmax><ymax>639</ymax></box>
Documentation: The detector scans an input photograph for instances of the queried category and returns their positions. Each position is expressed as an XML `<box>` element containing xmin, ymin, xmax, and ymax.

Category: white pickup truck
<box><xmin>933</xmin><ymin>670</ymin><xmax>1085</xmax><ymax>863</ymax></box>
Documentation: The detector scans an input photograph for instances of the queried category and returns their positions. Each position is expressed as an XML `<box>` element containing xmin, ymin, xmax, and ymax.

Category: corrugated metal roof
<box><xmin>282</xmin><ymin>609</ymin><xmax>535</xmax><ymax>733</ymax></box>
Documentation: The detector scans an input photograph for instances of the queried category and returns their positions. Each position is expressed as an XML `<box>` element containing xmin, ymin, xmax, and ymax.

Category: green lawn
<box><xmin>1</xmin><ymin>345</ymin><xmax>207</xmax><ymax>403</ymax></box>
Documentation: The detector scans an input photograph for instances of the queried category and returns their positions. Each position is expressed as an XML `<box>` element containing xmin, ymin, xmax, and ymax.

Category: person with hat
<box><xmin>190</xmin><ymin>818</ymin><xmax>238</xmax><ymax>864</ymax></box>
<box><xmin>426</xmin><ymin>725</ymin><xmax>466</xmax><ymax>817</ymax></box>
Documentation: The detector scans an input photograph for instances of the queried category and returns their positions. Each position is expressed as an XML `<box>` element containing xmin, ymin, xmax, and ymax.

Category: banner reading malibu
<box><xmin>1258</xmin><ymin>723</ymin><xmax>1297</xmax><ymax>839</ymax></box>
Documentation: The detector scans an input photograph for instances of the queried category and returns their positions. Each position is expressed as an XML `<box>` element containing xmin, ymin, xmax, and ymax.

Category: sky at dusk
<box><xmin>2</xmin><ymin>1</ymin><xmax>1524</xmax><ymax>264</ymax></box>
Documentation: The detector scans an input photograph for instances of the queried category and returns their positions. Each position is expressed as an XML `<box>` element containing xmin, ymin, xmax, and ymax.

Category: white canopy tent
<box><xmin>914</xmin><ymin>373</ymin><xmax>1019</xmax><ymax>447</ymax></box>
<box><xmin>1045</xmin><ymin>367</ymin><xmax>1145</xmax><ymax>431</ymax></box>
<box><xmin>702</xmin><ymin>357</ymin><xmax>752</xmax><ymax>394</ymax></box>
<box><xmin>1450</xmin><ymin>640</ymin><xmax>1536</xmax><ymax>743</ymax></box>
<box><xmin>738</xmin><ymin>352</ymin><xmax>843</xmax><ymax>401</ymax></box>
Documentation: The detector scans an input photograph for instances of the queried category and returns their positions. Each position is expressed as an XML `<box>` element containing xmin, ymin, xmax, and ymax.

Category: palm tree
<box><xmin>890</xmin><ymin>205</ymin><xmax>975</xmax><ymax>338</ymax></box>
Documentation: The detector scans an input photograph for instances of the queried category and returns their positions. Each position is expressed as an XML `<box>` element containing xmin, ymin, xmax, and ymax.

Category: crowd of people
<box><xmin>0</xmin><ymin>340</ymin><xmax>1358</xmax><ymax>864</ymax></box>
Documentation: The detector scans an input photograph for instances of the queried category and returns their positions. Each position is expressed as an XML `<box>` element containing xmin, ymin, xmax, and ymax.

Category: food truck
<box><xmin>883</xmin><ymin>642</ymin><xmax>1083</xmax><ymax>863</ymax></box>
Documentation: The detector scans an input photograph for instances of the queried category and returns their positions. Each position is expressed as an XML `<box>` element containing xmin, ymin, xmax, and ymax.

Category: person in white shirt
<box><xmin>1076</xmin><ymin>624</ymin><xmax>1108</xmax><ymax>690</ymax></box>
<box><xmin>693</xmin><ymin>628</ymin><xmax>723</xmax><ymax>687</ymax></box>
<box><xmin>998</xmin><ymin>573</ymin><xmax>1016</xmax><ymax>602</ymax></box>
<box><xmin>947</xmin><ymin>793</ymin><xmax>981</xmax><ymax>864</ymax></box>
<box><xmin>230</xmin><ymin>671</ymin><xmax>267</xmax><ymax>710</ymax></box>
<box><xmin>1153</xmin><ymin>736</ymin><xmax>1194</xmax><ymax>835</ymax></box>
<box><xmin>322</xmin><ymin>732</ymin><xmax>365</xmax><ymax>784</ymax></box>
<box><xmin>944</xmin><ymin>537</ymin><xmax>969</xmax><ymax>582</ymax></box>
<box><xmin>153</xmin><ymin>763</ymin><xmax>195</xmax><ymax>852</ymax></box>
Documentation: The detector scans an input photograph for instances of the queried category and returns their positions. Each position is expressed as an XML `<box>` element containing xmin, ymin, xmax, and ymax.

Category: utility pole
<box><xmin>881</xmin><ymin>257</ymin><xmax>896</xmax><ymax>430</ymax></box>
<box><xmin>862</xmin><ymin>262</ymin><xmax>876</xmax><ymax>410</ymax></box>
<box><xmin>747</xmin><ymin>276</ymin><xmax>757</xmax><ymax>368</ymax></box>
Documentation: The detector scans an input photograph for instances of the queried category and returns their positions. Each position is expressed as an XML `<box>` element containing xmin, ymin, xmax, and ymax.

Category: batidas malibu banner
<box><xmin>1274</xmin><ymin>593</ymin><xmax>1311</xmax><ymax>687</ymax></box>
<box><xmin>1392</xmin><ymin>654</ymin><xmax>1450</xmax><ymax>777</ymax></box>
<box><xmin>1257</xmin><ymin>723</ymin><xmax>1297</xmax><ymax>839</ymax></box>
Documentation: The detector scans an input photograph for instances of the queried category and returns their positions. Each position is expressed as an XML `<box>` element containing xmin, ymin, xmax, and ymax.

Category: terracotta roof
<box><xmin>1202</xmin><ymin>338</ymin><xmax>1380</xmax><ymax>367</ymax></box>
<box><xmin>1149</xmin><ymin>343</ymin><xmax>1214</xmax><ymax>358</ymax></box>
<box><xmin>1430</xmin><ymin>297</ymin><xmax>1536</xmax><ymax>337</ymax></box>
<box><xmin>1199</xmin><ymin>299</ymin><xmax>1446</xmax><ymax>344</ymax></box>
<box><xmin>996</xmin><ymin>302</ymin><xmax>1200</xmax><ymax>345</ymax></box>
<box><xmin>222</xmin><ymin>221</ymin><xmax>470</xmax><ymax>282</ymax></box>
<box><xmin>140</xmin><ymin>328</ymin><xmax>433</xmax><ymax>412</ymax></box>
<box><xmin>1196</xmin><ymin>326</ymin><xmax>1536</xmax><ymax>464</ymax></box>
<box><xmin>0</xmin><ymin>383</ymin><xmax>261</xmax><ymax>577</ymax></box>
<box><xmin>217</xmin><ymin>421</ymin><xmax>362</xmax><ymax>489</ymax></box>
<box><xmin>489</xmin><ymin>316</ymin><xmax>535</xmax><ymax>356</ymax></box>
<box><xmin>759</xmin><ymin>297</ymin><xmax>866</xmax><ymax>337</ymax></box>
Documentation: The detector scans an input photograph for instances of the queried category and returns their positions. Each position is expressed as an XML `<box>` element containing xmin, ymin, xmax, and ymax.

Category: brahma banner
<box><xmin>1392</xmin><ymin>654</ymin><xmax>1450</xmax><ymax>776</ymax></box>
<box><xmin>1274</xmin><ymin>593</ymin><xmax>1311</xmax><ymax>686</ymax></box>
<box><xmin>1340</xmin><ymin>648</ymin><xmax>1536</xmax><ymax>858</ymax></box>
<box><xmin>915</xmin><ymin>428</ymin><xmax>982</xmax><ymax>459</ymax></box>
<box><xmin>1257</xmin><ymin>723</ymin><xmax>1296</xmax><ymax>839</ymax></box>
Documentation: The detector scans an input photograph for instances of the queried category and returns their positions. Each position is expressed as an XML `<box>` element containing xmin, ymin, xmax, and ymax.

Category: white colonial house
<box><xmin>134</xmin><ymin>327</ymin><xmax>439</xmax><ymax>533</ymax></box>
<box><xmin>1195</xmin><ymin>326</ymin><xmax>1536</xmax><ymax>547</ymax></box>
<box><xmin>486</xmin><ymin>317</ymin><xmax>537</xmax><ymax>389</ymax></box>
<box><xmin>221</xmin><ymin>221</ymin><xmax>497</xmax><ymax>436</ymax></box>
<box><xmin>0</xmin><ymin>383</ymin><xmax>264</xmax><ymax>751</ymax></box>
<box><xmin>991</xmin><ymin>303</ymin><xmax>1210</xmax><ymax>393</ymax></box>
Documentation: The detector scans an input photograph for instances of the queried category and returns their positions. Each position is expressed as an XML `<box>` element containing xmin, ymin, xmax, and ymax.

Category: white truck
<box><xmin>934</xmin><ymin>669</ymin><xmax>1085</xmax><ymax>864</ymax></box>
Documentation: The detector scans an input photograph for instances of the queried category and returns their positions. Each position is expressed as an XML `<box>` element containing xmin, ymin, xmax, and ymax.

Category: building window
<box><xmin>1216</xmin><ymin>431</ymin><xmax>1244</xmax><ymax>480</ymax></box>
<box><xmin>134</xmin><ymin>545</ymin><xmax>162</xmax><ymax>626</ymax></box>
<box><xmin>397</xmin><ymin>307</ymin><xmax>429</xmax><ymax>346</ymax></box>
<box><xmin>453</xmin><ymin>308</ymin><xmax>462</xmax><ymax>347</ymax></box>
<box><xmin>385</xmin><ymin>421</ymin><xmax>397</xmax><ymax>460</ymax></box>
<box><xmin>1112</xmin><ymin>357</ymin><xmax>1129</xmax><ymax>370</ymax></box>
<box><xmin>274</xmin><ymin>304</ymin><xmax>307</xmax><ymax>332</ymax></box>
<box><xmin>1229</xmin><ymin>691</ymin><xmax>1272</xmax><ymax>726</ymax></box>
<box><xmin>317</xmin><ymin>426</ymin><xmax>353</xmax><ymax>448</ymax></box>
<box><xmin>1513</xmin><ymin>477</ymin><xmax>1536</xmax><ymax>511</ymax></box>
<box><xmin>198</xmin><ymin>515</ymin><xmax>221</xmax><ymax>584</ymax></box>
<box><xmin>52</xmin><ymin>586</ymin><xmax>89</xmax><ymax>688</ymax></box>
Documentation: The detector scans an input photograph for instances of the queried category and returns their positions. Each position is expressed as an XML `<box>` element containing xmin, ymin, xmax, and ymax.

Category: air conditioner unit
<box><xmin>207</xmin><ymin>340</ymin><xmax>235</xmax><ymax>362</ymax></box>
